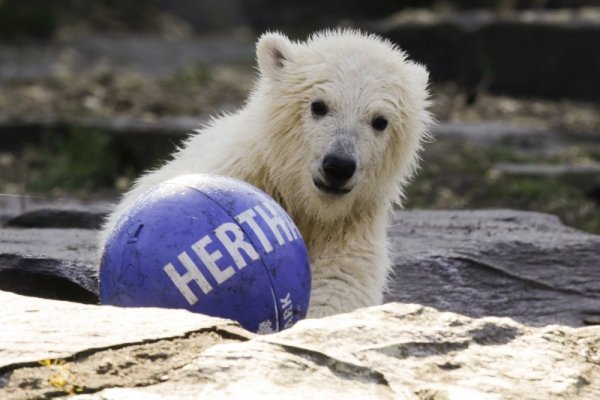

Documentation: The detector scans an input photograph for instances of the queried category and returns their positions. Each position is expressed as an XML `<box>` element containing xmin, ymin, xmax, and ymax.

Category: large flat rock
<box><xmin>0</xmin><ymin>227</ymin><xmax>98</xmax><ymax>303</ymax></box>
<box><xmin>0</xmin><ymin>291</ymin><xmax>242</xmax><ymax>371</ymax></box>
<box><xmin>74</xmin><ymin>303</ymin><xmax>600</xmax><ymax>399</ymax></box>
<box><xmin>2</xmin><ymin>191</ymin><xmax>596</xmax><ymax>392</ymax></box>
<box><xmin>386</xmin><ymin>209</ymin><xmax>600</xmax><ymax>327</ymax></box>
<box><xmin>0</xmin><ymin>195</ymin><xmax>112</xmax><ymax>226</ymax></box>
<box><xmin>2</xmin><ymin>209</ymin><xmax>599</xmax><ymax>327</ymax></box>
<box><xmin>0</xmin><ymin>291</ymin><xmax>250</xmax><ymax>400</ymax></box>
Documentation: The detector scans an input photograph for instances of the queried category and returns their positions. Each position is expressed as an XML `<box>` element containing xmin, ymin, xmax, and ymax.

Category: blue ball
<box><xmin>100</xmin><ymin>174</ymin><xmax>311</xmax><ymax>333</ymax></box>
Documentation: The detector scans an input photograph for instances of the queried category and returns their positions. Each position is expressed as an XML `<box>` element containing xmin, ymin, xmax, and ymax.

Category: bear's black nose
<box><xmin>322</xmin><ymin>154</ymin><xmax>356</xmax><ymax>187</ymax></box>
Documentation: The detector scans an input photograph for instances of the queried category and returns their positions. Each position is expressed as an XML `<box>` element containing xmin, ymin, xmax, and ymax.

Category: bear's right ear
<box><xmin>256</xmin><ymin>32</ymin><xmax>293</xmax><ymax>81</ymax></box>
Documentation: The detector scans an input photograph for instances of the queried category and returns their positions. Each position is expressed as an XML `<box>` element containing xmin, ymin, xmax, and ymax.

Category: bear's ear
<box><xmin>256</xmin><ymin>32</ymin><xmax>293</xmax><ymax>80</ymax></box>
<box><xmin>405</xmin><ymin>61</ymin><xmax>430</xmax><ymax>91</ymax></box>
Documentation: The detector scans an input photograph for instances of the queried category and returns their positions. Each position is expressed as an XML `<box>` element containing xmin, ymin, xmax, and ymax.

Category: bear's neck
<box><xmin>254</xmin><ymin>173</ymin><xmax>390</xmax><ymax>248</ymax></box>
<box><xmin>297</xmin><ymin>207</ymin><xmax>387</xmax><ymax>244</ymax></box>
<box><xmin>229</xmin><ymin>156</ymin><xmax>387</xmax><ymax>246</ymax></box>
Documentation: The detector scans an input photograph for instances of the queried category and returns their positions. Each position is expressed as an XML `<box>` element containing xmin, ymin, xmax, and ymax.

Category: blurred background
<box><xmin>0</xmin><ymin>0</ymin><xmax>599</xmax><ymax>233</ymax></box>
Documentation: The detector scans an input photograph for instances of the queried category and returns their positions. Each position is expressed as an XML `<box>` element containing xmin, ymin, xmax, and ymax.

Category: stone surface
<box><xmin>0</xmin><ymin>291</ymin><xmax>243</xmax><ymax>371</ymax></box>
<box><xmin>72</xmin><ymin>303</ymin><xmax>600</xmax><ymax>399</ymax></box>
<box><xmin>0</xmin><ymin>227</ymin><xmax>99</xmax><ymax>302</ymax></box>
<box><xmin>2</xmin><ymin>209</ymin><xmax>600</xmax><ymax>326</ymax></box>
<box><xmin>0</xmin><ymin>291</ymin><xmax>250</xmax><ymax>400</ymax></box>
<box><xmin>0</xmin><ymin>195</ymin><xmax>112</xmax><ymax>226</ymax></box>
<box><xmin>2</xmin><ymin>331</ymin><xmax>241</xmax><ymax>400</ymax></box>
<box><xmin>5</xmin><ymin>209</ymin><xmax>108</xmax><ymax>229</ymax></box>
<box><xmin>386</xmin><ymin>209</ymin><xmax>600</xmax><ymax>327</ymax></box>
<box><xmin>2</xmin><ymin>207</ymin><xmax>600</xmax><ymax>398</ymax></box>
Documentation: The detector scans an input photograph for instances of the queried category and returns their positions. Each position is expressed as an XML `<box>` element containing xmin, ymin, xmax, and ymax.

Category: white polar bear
<box><xmin>99</xmin><ymin>30</ymin><xmax>432</xmax><ymax>318</ymax></box>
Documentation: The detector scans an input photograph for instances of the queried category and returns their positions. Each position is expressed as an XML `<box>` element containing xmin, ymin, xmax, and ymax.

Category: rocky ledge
<box><xmin>1</xmin><ymin>292</ymin><xmax>599</xmax><ymax>399</ymax></box>
<box><xmin>1</xmin><ymin>208</ymin><xmax>600</xmax><ymax>398</ymax></box>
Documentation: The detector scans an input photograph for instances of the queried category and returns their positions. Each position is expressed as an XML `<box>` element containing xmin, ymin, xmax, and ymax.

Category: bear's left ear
<box><xmin>405</xmin><ymin>61</ymin><xmax>430</xmax><ymax>91</ymax></box>
<box><xmin>256</xmin><ymin>32</ymin><xmax>293</xmax><ymax>81</ymax></box>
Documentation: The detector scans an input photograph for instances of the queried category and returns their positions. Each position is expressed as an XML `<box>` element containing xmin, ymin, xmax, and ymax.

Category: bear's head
<box><xmin>252</xmin><ymin>30</ymin><xmax>432</xmax><ymax>224</ymax></box>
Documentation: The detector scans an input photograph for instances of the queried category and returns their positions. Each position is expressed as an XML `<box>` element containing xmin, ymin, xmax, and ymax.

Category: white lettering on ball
<box><xmin>163</xmin><ymin>251</ymin><xmax>214</xmax><ymax>305</ymax></box>
<box><xmin>215</xmin><ymin>222</ymin><xmax>260</xmax><ymax>269</ymax></box>
<box><xmin>191</xmin><ymin>235</ymin><xmax>235</xmax><ymax>285</ymax></box>
<box><xmin>163</xmin><ymin>202</ymin><xmax>303</xmax><ymax>306</ymax></box>
<box><xmin>235</xmin><ymin>208</ymin><xmax>273</xmax><ymax>253</ymax></box>
<box><xmin>280</xmin><ymin>292</ymin><xmax>295</xmax><ymax>329</ymax></box>
<box><xmin>255</xmin><ymin>203</ymin><xmax>293</xmax><ymax>245</ymax></box>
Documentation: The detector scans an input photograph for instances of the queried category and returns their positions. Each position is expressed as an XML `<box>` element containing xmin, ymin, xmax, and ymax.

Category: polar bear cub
<box><xmin>100</xmin><ymin>30</ymin><xmax>432</xmax><ymax>318</ymax></box>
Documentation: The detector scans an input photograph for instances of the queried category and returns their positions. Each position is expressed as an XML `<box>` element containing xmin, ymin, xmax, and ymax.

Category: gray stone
<box><xmin>74</xmin><ymin>303</ymin><xmax>600</xmax><ymax>399</ymax></box>
<box><xmin>5</xmin><ymin>209</ymin><xmax>108</xmax><ymax>229</ymax></box>
<box><xmin>0</xmin><ymin>195</ymin><xmax>111</xmax><ymax>226</ymax></box>
<box><xmin>2</xmin><ymin>206</ymin><xmax>600</xmax><ymax>398</ymax></box>
<box><xmin>386</xmin><ymin>209</ymin><xmax>600</xmax><ymax>327</ymax></box>
<box><xmin>0</xmin><ymin>199</ymin><xmax>107</xmax><ymax>301</ymax></box>
<box><xmin>2</xmin><ymin>209</ymin><xmax>599</xmax><ymax>326</ymax></box>
<box><xmin>0</xmin><ymin>227</ymin><xmax>99</xmax><ymax>302</ymax></box>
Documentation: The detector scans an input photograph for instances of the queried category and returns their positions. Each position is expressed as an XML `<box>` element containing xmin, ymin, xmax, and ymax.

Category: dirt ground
<box><xmin>0</xmin><ymin>66</ymin><xmax>599</xmax><ymax>133</ymax></box>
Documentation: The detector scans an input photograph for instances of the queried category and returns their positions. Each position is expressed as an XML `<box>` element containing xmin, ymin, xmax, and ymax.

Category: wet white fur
<box><xmin>99</xmin><ymin>30</ymin><xmax>432</xmax><ymax>318</ymax></box>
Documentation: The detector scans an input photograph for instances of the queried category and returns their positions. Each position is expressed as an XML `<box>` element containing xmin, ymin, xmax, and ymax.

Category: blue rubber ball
<box><xmin>100</xmin><ymin>174</ymin><xmax>311</xmax><ymax>333</ymax></box>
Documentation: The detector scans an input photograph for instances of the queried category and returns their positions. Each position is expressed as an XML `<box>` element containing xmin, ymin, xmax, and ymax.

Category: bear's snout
<box><xmin>313</xmin><ymin>152</ymin><xmax>357</xmax><ymax>196</ymax></box>
<box><xmin>322</xmin><ymin>154</ymin><xmax>356</xmax><ymax>187</ymax></box>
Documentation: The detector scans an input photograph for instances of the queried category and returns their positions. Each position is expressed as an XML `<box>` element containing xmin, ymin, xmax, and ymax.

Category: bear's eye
<box><xmin>311</xmin><ymin>100</ymin><xmax>328</xmax><ymax>117</ymax></box>
<box><xmin>372</xmin><ymin>116</ymin><xmax>388</xmax><ymax>131</ymax></box>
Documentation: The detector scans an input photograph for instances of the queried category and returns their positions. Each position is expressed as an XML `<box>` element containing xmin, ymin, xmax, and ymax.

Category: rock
<box><xmin>0</xmin><ymin>290</ymin><xmax>250</xmax><ymax>399</ymax></box>
<box><xmin>492</xmin><ymin>163</ymin><xmax>600</xmax><ymax>192</ymax></box>
<box><xmin>386</xmin><ymin>209</ymin><xmax>600</xmax><ymax>327</ymax></box>
<box><xmin>0</xmin><ymin>291</ymin><xmax>244</xmax><ymax>369</ymax></box>
<box><xmin>5</xmin><ymin>209</ymin><xmax>108</xmax><ymax>229</ymax></box>
<box><xmin>432</xmin><ymin>121</ymin><xmax>559</xmax><ymax>150</ymax></box>
<box><xmin>2</xmin><ymin>209</ymin><xmax>599</xmax><ymax>326</ymax></box>
<box><xmin>370</xmin><ymin>8</ymin><xmax>600</xmax><ymax>101</ymax></box>
<box><xmin>0</xmin><ymin>195</ymin><xmax>112</xmax><ymax>226</ymax></box>
<box><xmin>0</xmin><ymin>227</ymin><xmax>99</xmax><ymax>302</ymax></box>
<box><xmin>2</xmin><ymin>208</ymin><xmax>600</xmax><ymax>398</ymax></box>
<box><xmin>66</xmin><ymin>303</ymin><xmax>600</xmax><ymax>399</ymax></box>
<box><xmin>0</xmin><ymin>199</ymin><xmax>107</xmax><ymax>302</ymax></box>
